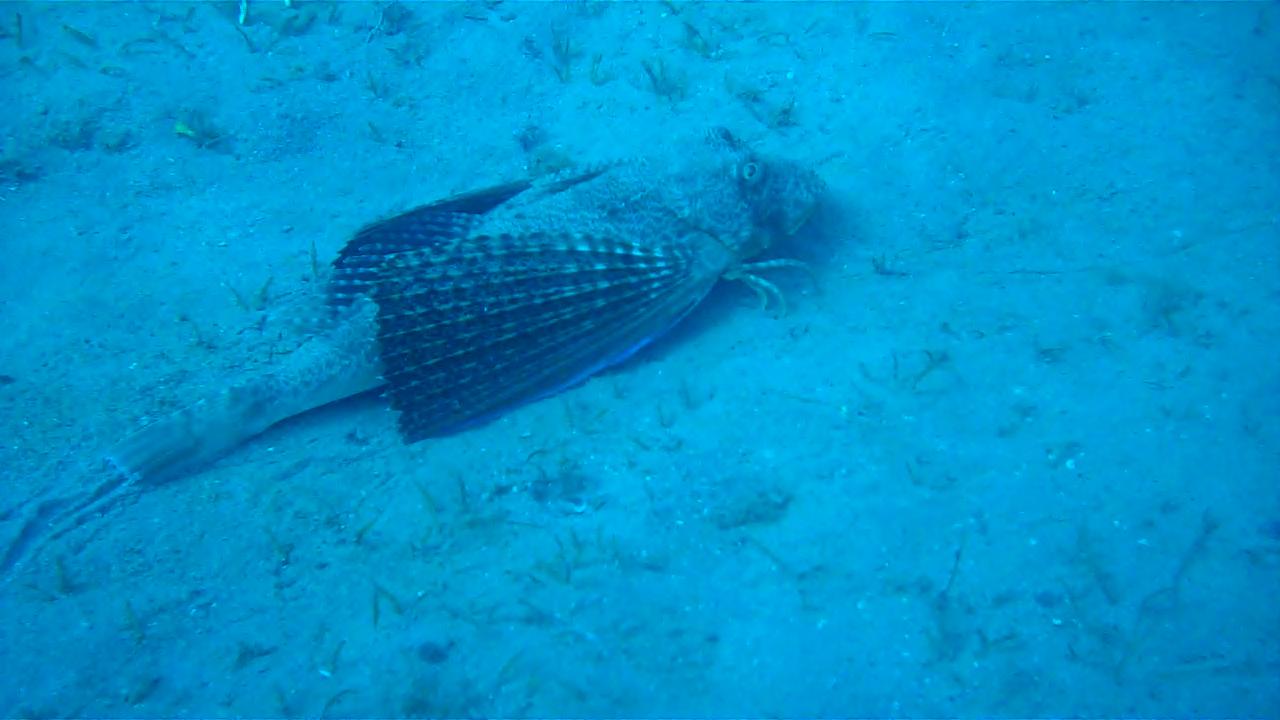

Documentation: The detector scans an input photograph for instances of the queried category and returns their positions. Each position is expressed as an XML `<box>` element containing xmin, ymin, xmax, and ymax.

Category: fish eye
<box><xmin>740</xmin><ymin>162</ymin><xmax>760</xmax><ymax>182</ymax></box>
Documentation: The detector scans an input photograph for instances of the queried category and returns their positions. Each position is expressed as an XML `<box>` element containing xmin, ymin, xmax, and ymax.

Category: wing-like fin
<box><xmin>328</xmin><ymin>180</ymin><xmax>535</xmax><ymax>307</ymax></box>
<box><xmin>371</xmin><ymin>232</ymin><xmax>723</xmax><ymax>441</ymax></box>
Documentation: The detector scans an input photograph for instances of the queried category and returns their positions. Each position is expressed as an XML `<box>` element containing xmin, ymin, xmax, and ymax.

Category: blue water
<box><xmin>1</xmin><ymin>2</ymin><xmax>1277</xmax><ymax>717</ymax></box>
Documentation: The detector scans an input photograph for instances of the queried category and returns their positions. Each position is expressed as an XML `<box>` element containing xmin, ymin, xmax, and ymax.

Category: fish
<box><xmin>0</xmin><ymin>127</ymin><xmax>825</xmax><ymax>578</ymax></box>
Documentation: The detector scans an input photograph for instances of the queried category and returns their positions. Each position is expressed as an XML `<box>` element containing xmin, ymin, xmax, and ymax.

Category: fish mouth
<box><xmin>786</xmin><ymin>204</ymin><xmax>819</xmax><ymax>235</ymax></box>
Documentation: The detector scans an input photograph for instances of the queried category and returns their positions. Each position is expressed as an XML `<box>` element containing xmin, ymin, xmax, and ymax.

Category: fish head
<box><xmin>698</xmin><ymin>127</ymin><xmax>826</xmax><ymax>259</ymax></box>
<box><xmin>737</xmin><ymin>152</ymin><xmax>826</xmax><ymax>253</ymax></box>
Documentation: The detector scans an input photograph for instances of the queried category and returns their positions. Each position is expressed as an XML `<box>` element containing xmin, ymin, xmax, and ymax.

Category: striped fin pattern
<box><xmin>371</xmin><ymin>232</ymin><xmax>717</xmax><ymax>441</ymax></box>
<box><xmin>327</xmin><ymin>180</ymin><xmax>534</xmax><ymax>308</ymax></box>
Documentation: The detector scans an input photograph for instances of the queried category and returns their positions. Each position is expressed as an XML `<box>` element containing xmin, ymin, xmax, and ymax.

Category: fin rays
<box><xmin>369</xmin><ymin>233</ymin><xmax>713</xmax><ymax>440</ymax></box>
<box><xmin>327</xmin><ymin>180</ymin><xmax>536</xmax><ymax>308</ymax></box>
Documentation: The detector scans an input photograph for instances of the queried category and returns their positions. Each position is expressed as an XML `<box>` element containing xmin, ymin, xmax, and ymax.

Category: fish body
<box><xmin>104</xmin><ymin>128</ymin><xmax>827</xmax><ymax>477</ymax></box>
